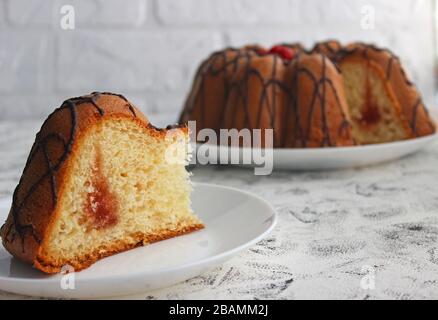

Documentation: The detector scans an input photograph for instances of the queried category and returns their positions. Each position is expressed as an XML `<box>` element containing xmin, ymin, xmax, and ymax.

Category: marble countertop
<box><xmin>1</xmin><ymin>120</ymin><xmax>438</xmax><ymax>300</ymax></box>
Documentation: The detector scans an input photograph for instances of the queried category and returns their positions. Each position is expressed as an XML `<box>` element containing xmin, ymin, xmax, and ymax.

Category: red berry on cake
<box><xmin>268</xmin><ymin>45</ymin><xmax>295</xmax><ymax>60</ymax></box>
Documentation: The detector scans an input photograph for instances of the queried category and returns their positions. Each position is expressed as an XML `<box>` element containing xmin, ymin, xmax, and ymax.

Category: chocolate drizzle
<box><xmin>3</xmin><ymin>92</ymin><xmax>137</xmax><ymax>251</ymax></box>
<box><xmin>297</xmin><ymin>53</ymin><xmax>352</xmax><ymax>147</ymax></box>
<box><xmin>93</xmin><ymin>92</ymin><xmax>137</xmax><ymax>117</ymax></box>
<box><xmin>180</xmin><ymin>41</ymin><xmax>436</xmax><ymax>146</ymax></box>
<box><xmin>180</xmin><ymin>44</ymin><xmax>353</xmax><ymax>147</ymax></box>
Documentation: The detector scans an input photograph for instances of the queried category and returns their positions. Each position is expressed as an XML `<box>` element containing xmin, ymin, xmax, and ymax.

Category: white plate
<box><xmin>0</xmin><ymin>183</ymin><xmax>276</xmax><ymax>299</ymax></box>
<box><xmin>194</xmin><ymin>133</ymin><xmax>438</xmax><ymax>171</ymax></box>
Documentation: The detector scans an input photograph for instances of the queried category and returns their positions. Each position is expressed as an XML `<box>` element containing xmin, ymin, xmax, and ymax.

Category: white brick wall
<box><xmin>0</xmin><ymin>0</ymin><xmax>436</xmax><ymax>123</ymax></box>
<box><xmin>157</xmin><ymin>0</ymin><xmax>298</xmax><ymax>26</ymax></box>
<box><xmin>7</xmin><ymin>0</ymin><xmax>147</xmax><ymax>27</ymax></box>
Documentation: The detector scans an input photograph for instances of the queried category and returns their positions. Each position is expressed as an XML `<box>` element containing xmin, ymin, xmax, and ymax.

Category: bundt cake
<box><xmin>180</xmin><ymin>41</ymin><xmax>436</xmax><ymax>147</ymax></box>
<box><xmin>0</xmin><ymin>92</ymin><xmax>203</xmax><ymax>274</ymax></box>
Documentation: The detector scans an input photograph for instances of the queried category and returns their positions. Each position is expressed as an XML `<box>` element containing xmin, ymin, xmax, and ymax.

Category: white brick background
<box><xmin>0</xmin><ymin>0</ymin><xmax>436</xmax><ymax>123</ymax></box>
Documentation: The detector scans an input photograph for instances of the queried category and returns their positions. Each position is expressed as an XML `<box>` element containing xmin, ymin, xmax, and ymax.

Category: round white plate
<box><xmin>0</xmin><ymin>183</ymin><xmax>276</xmax><ymax>299</ymax></box>
<box><xmin>194</xmin><ymin>133</ymin><xmax>438</xmax><ymax>171</ymax></box>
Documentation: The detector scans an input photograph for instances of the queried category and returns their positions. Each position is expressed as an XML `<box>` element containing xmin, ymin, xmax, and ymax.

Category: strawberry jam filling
<box><xmin>84</xmin><ymin>146</ymin><xmax>118</xmax><ymax>230</ymax></box>
<box><xmin>358</xmin><ymin>63</ymin><xmax>381</xmax><ymax>126</ymax></box>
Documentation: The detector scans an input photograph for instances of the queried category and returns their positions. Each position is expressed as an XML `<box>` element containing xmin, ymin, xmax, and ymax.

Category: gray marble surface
<box><xmin>1</xmin><ymin>120</ymin><xmax>438</xmax><ymax>300</ymax></box>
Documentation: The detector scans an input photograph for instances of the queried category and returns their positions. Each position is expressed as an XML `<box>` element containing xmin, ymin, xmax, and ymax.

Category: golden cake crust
<box><xmin>35</xmin><ymin>224</ymin><xmax>203</xmax><ymax>273</ymax></box>
<box><xmin>0</xmin><ymin>92</ymin><xmax>198</xmax><ymax>273</ymax></box>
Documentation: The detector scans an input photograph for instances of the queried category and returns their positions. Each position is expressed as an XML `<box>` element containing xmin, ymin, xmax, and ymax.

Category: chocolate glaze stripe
<box><xmin>386</xmin><ymin>56</ymin><xmax>394</xmax><ymax>80</ymax></box>
<box><xmin>410</xmin><ymin>98</ymin><xmax>435</xmax><ymax>134</ymax></box>
<box><xmin>241</xmin><ymin>51</ymin><xmax>253</xmax><ymax>129</ymax></box>
<box><xmin>42</xmin><ymin>141</ymin><xmax>57</xmax><ymax>208</ymax></box>
<box><xmin>411</xmin><ymin>98</ymin><xmax>422</xmax><ymax>134</ymax></box>
<box><xmin>271</xmin><ymin>55</ymin><xmax>279</xmax><ymax>128</ymax></box>
<box><xmin>320</xmin><ymin>55</ymin><xmax>330</xmax><ymax>146</ymax></box>
<box><xmin>94</xmin><ymin>91</ymin><xmax>138</xmax><ymax>117</ymax></box>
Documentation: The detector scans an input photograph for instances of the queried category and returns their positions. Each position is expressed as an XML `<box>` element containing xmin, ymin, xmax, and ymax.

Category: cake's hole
<box><xmin>134</xmin><ymin>182</ymin><xmax>144</xmax><ymax>191</ymax></box>
<box><xmin>148</xmin><ymin>199</ymin><xmax>156</xmax><ymax>207</ymax></box>
<box><xmin>146</xmin><ymin>181</ymin><xmax>154</xmax><ymax>188</ymax></box>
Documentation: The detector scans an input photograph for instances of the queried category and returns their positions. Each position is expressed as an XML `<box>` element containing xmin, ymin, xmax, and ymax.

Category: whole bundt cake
<box><xmin>179</xmin><ymin>41</ymin><xmax>436</xmax><ymax>147</ymax></box>
<box><xmin>1</xmin><ymin>92</ymin><xmax>203</xmax><ymax>273</ymax></box>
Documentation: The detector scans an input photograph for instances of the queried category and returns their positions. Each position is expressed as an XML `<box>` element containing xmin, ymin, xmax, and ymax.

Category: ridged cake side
<box><xmin>180</xmin><ymin>44</ymin><xmax>355</xmax><ymax>148</ymax></box>
<box><xmin>283</xmin><ymin>53</ymin><xmax>355</xmax><ymax>147</ymax></box>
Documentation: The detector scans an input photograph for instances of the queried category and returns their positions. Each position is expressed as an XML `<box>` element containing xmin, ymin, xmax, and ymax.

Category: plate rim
<box><xmin>194</xmin><ymin>132</ymin><xmax>438</xmax><ymax>154</ymax></box>
<box><xmin>0</xmin><ymin>182</ymin><xmax>277</xmax><ymax>284</ymax></box>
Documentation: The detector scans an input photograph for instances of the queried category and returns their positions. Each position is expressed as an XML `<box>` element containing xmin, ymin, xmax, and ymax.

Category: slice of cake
<box><xmin>0</xmin><ymin>92</ymin><xmax>204</xmax><ymax>274</ymax></box>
